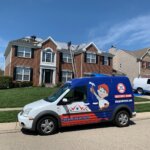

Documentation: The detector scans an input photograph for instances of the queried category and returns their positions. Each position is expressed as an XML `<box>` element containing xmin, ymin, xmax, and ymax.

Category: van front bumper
<box><xmin>18</xmin><ymin>112</ymin><xmax>34</xmax><ymax>130</ymax></box>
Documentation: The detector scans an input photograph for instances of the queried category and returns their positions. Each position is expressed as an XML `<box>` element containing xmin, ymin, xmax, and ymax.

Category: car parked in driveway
<box><xmin>133</xmin><ymin>78</ymin><xmax>150</xmax><ymax>94</ymax></box>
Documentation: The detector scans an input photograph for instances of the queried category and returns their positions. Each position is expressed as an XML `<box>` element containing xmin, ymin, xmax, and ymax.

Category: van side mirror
<box><xmin>62</xmin><ymin>98</ymin><xmax>69</xmax><ymax>103</ymax></box>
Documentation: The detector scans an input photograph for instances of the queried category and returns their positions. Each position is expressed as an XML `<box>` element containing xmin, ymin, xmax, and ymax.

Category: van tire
<box><xmin>114</xmin><ymin>110</ymin><xmax>130</xmax><ymax>127</ymax></box>
<box><xmin>137</xmin><ymin>88</ymin><xmax>143</xmax><ymax>95</ymax></box>
<box><xmin>37</xmin><ymin>116</ymin><xmax>58</xmax><ymax>135</ymax></box>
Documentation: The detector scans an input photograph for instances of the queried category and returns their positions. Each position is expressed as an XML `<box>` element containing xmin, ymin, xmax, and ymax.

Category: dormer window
<box><xmin>17</xmin><ymin>46</ymin><xmax>32</xmax><ymax>58</ymax></box>
<box><xmin>42</xmin><ymin>49</ymin><xmax>55</xmax><ymax>63</ymax></box>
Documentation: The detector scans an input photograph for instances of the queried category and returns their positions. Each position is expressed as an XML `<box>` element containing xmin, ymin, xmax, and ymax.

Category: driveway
<box><xmin>0</xmin><ymin>119</ymin><xmax>150</xmax><ymax>150</ymax></box>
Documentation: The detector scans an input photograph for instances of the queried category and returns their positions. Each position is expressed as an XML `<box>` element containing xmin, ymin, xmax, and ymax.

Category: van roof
<box><xmin>66</xmin><ymin>76</ymin><xmax>129</xmax><ymax>88</ymax></box>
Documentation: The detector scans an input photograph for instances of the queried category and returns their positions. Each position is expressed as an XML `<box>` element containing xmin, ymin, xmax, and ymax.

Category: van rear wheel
<box><xmin>137</xmin><ymin>88</ymin><xmax>143</xmax><ymax>95</ymax></box>
<box><xmin>114</xmin><ymin>111</ymin><xmax>130</xmax><ymax>127</ymax></box>
<box><xmin>37</xmin><ymin>116</ymin><xmax>57</xmax><ymax>135</ymax></box>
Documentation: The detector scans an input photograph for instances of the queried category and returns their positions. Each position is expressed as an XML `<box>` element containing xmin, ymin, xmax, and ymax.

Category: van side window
<box><xmin>147</xmin><ymin>79</ymin><xmax>150</xmax><ymax>84</ymax></box>
<box><xmin>64</xmin><ymin>86</ymin><xmax>87</xmax><ymax>102</ymax></box>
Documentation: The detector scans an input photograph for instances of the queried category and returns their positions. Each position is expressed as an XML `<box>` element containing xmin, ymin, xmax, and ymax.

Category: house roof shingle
<box><xmin>123</xmin><ymin>48</ymin><xmax>150</xmax><ymax>59</ymax></box>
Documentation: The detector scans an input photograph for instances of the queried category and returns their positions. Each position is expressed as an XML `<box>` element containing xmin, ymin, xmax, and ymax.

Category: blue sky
<box><xmin>1</xmin><ymin>0</ymin><xmax>150</xmax><ymax>69</ymax></box>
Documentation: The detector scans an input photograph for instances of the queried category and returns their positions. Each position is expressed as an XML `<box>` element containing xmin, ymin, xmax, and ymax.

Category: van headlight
<box><xmin>23</xmin><ymin>108</ymin><xmax>32</xmax><ymax>117</ymax></box>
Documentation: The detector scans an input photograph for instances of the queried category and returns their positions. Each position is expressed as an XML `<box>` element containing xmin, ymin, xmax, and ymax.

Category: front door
<box><xmin>45</xmin><ymin>69</ymin><xmax>53</xmax><ymax>83</ymax></box>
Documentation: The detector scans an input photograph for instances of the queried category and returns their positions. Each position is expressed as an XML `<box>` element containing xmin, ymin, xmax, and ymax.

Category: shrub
<box><xmin>13</xmin><ymin>81</ymin><xmax>33</xmax><ymax>88</ymax></box>
<box><xmin>0</xmin><ymin>76</ymin><xmax>13</xmax><ymax>89</ymax></box>
<box><xmin>55</xmin><ymin>82</ymin><xmax>62</xmax><ymax>87</ymax></box>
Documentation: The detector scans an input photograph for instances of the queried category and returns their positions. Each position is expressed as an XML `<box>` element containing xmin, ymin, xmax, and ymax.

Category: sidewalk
<box><xmin>0</xmin><ymin>112</ymin><xmax>150</xmax><ymax>133</ymax></box>
<box><xmin>0</xmin><ymin>107</ymin><xmax>22</xmax><ymax>112</ymax></box>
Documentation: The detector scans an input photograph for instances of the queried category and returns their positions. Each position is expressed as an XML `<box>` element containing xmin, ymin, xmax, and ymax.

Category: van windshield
<box><xmin>44</xmin><ymin>84</ymin><xmax>71</xmax><ymax>102</ymax></box>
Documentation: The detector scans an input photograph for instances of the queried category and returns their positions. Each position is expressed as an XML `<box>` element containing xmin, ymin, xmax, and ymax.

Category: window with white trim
<box><xmin>62</xmin><ymin>53</ymin><xmax>72</xmax><ymax>63</ymax></box>
<box><xmin>84</xmin><ymin>72</ymin><xmax>92</xmax><ymax>77</ymax></box>
<box><xmin>42</xmin><ymin>49</ymin><xmax>55</xmax><ymax>63</ymax></box>
<box><xmin>86</xmin><ymin>53</ymin><xmax>96</xmax><ymax>63</ymax></box>
<box><xmin>17</xmin><ymin>46</ymin><xmax>31</xmax><ymax>58</ymax></box>
<box><xmin>104</xmin><ymin>56</ymin><xmax>109</xmax><ymax>65</ymax></box>
<box><xmin>16</xmin><ymin>67</ymin><xmax>30</xmax><ymax>81</ymax></box>
<box><xmin>62</xmin><ymin>70</ymin><xmax>72</xmax><ymax>82</ymax></box>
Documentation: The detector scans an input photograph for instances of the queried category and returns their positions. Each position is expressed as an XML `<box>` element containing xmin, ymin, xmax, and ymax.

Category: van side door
<box><xmin>58</xmin><ymin>86</ymin><xmax>95</xmax><ymax>127</ymax></box>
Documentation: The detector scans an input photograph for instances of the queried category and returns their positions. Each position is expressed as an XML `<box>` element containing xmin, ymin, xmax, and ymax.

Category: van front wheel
<box><xmin>37</xmin><ymin>116</ymin><xmax>58</xmax><ymax>135</ymax></box>
<box><xmin>114</xmin><ymin>111</ymin><xmax>130</xmax><ymax>127</ymax></box>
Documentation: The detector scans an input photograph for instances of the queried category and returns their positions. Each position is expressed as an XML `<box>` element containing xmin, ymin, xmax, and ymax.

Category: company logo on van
<box><xmin>117</xmin><ymin>83</ymin><xmax>126</xmax><ymax>93</ymax></box>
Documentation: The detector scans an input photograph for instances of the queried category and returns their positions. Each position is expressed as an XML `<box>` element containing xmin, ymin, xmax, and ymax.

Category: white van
<box><xmin>133</xmin><ymin>78</ymin><xmax>150</xmax><ymax>94</ymax></box>
<box><xmin>18</xmin><ymin>76</ymin><xmax>135</xmax><ymax>135</ymax></box>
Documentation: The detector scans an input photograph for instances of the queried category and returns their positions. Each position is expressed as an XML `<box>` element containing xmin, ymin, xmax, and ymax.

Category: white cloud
<box><xmin>88</xmin><ymin>14</ymin><xmax>150</xmax><ymax>50</ymax></box>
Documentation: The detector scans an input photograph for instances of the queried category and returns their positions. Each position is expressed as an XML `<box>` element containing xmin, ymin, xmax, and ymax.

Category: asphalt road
<box><xmin>0</xmin><ymin>119</ymin><xmax>150</xmax><ymax>150</ymax></box>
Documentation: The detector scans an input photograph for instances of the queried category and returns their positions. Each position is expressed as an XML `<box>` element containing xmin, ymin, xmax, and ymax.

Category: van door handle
<box><xmin>85</xmin><ymin>103</ymin><xmax>90</xmax><ymax>106</ymax></box>
<box><xmin>93</xmin><ymin>102</ymin><xmax>98</xmax><ymax>105</ymax></box>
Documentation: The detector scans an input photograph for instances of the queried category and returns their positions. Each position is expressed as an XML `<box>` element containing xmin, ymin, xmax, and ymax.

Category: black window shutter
<box><xmin>84</xmin><ymin>53</ymin><xmax>87</xmax><ymax>62</ymax></box>
<box><xmin>30</xmin><ymin>68</ymin><xmax>33</xmax><ymax>81</ymax></box>
<box><xmin>108</xmin><ymin>57</ymin><xmax>111</xmax><ymax>66</ymax></box>
<box><xmin>13</xmin><ymin>67</ymin><xmax>16</xmax><ymax>80</ymax></box>
<box><xmin>14</xmin><ymin>46</ymin><xmax>18</xmax><ymax>56</ymax></box>
<box><xmin>96</xmin><ymin>55</ymin><xmax>98</xmax><ymax>64</ymax></box>
<box><xmin>102</xmin><ymin>56</ymin><xmax>104</xmax><ymax>65</ymax></box>
<box><xmin>60</xmin><ymin>52</ymin><xmax>63</xmax><ymax>62</ymax></box>
<box><xmin>31</xmin><ymin>48</ymin><xmax>34</xmax><ymax>58</ymax></box>
<box><xmin>59</xmin><ymin>71</ymin><xmax>62</xmax><ymax>82</ymax></box>
<box><xmin>72</xmin><ymin>72</ymin><xmax>74</xmax><ymax>78</ymax></box>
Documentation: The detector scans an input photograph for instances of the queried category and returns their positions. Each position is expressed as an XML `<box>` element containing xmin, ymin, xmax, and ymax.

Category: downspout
<box><xmin>138</xmin><ymin>60</ymin><xmax>141</xmax><ymax>77</ymax></box>
<box><xmin>81</xmin><ymin>53</ymin><xmax>83</xmax><ymax>77</ymax></box>
<box><xmin>68</xmin><ymin>42</ymin><xmax>76</xmax><ymax>77</ymax></box>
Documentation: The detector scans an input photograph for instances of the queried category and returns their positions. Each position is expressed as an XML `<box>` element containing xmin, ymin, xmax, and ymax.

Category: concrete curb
<box><xmin>0</xmin><ymin>112</ymin><xmax>150</xmax><ymax>133</ymax></box>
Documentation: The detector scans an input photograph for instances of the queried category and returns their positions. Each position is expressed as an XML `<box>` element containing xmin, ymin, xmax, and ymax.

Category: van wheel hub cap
<box><xmin>118</xmin><ymin>114</ymin><xmax>128</xmax><ymax>125</ymax></box>
<box><xmin>41</xmin><ymin>119</ymin><xmax>54</xmax><ymax>134</ymax></box>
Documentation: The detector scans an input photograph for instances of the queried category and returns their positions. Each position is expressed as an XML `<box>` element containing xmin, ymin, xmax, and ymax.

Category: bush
<box><xmin>55</xmin><ymin>82</ymin><xmax>62</xmax><ymax>87</ymax></box>
<box><xmin>0</xmin><ymin>76</ymin><xmax>13</xmax><ymax>89</ymax></box>
<box><xmin>13</xmin><ymin>81</ymin><xmax>33</xmax><ymax>88</ymax></box>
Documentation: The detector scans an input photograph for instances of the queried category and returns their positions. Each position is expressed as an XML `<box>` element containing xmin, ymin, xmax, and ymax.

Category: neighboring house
<box><xmin>4</xmin><ymin>36</ymin><xmax>113</xmax><ymax>86</ymax></box>
<box><xmin>109</xmin><ymin>46</ymin><xmax>150</xmax><ymax>83</ymax></box>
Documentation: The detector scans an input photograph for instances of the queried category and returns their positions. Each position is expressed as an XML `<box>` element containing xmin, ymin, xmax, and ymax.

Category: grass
<box><xmin>0</xmin><ymin>111</ymin><xmax>20</xmax><ymax>123</ymax></box>
<box><xmin>0</xmin><ymin>87</ymin><xmax>58</xmax><ymax>108</ymax></box>
<box><xmin>135</xmin><ymin>103</ymin><xmax>150</xmax><ymax>112</ymax></box>
<box><xmin>134</xmin><ymin>97</ymin><xmax>150</xmax><ymax>102</ymax></box>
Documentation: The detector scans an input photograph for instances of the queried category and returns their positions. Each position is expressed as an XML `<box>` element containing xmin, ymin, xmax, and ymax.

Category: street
<box><xmin>0</xmin><ymin>119</ymin><xmax>149</xmax><ymax>150</ymax></box>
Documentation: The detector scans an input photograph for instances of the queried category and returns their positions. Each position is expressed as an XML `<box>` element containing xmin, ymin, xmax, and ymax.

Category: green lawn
<box><xmin>0</xmin><ymin>111</ymin><xmax>20</xmax><ymax>123</ymax></box>
<box><xmin>134</xmin><ymin>97</ymin><xmax>150</xmax><ymax>102</ymax></box>
<box><xmin>0</xmin><ymin>87</ymin><xmax>58</xmax><ymax>108</ymax></box>
<box><xmin>135</xmin><ymin>103</ymin><xmax>150</xmax><ymax>112</ymax></box>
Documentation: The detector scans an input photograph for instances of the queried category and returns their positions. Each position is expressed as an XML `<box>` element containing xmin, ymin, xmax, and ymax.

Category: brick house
<box><xmin>109</xmin><ymin>46</ymin><xmax>150</xmax><ymax>83</ymax></box>
<box><xmin>4</xmin><ymin>36</ymin><xmax>113</xmax><ymax>86</ymax></box>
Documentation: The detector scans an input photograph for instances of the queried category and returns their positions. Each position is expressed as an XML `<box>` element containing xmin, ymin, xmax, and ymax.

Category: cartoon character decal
<box><xmin>89</xmin><ymin>82</ymin><xmax>109</xmax><ymax>110</ymax></box>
